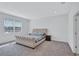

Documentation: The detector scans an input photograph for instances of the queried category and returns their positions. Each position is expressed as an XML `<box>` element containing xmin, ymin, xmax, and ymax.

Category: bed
<box><xmin>15</xmin><ymin>29</ymin><xmax>48</xmax><ymax>49</ymax></box>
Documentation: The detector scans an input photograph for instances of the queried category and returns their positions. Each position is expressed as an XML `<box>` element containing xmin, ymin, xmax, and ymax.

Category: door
<box><xmin>75</xmin><ymin>15</ymin><xmax>79</xmax><ymax>54</ymax></box>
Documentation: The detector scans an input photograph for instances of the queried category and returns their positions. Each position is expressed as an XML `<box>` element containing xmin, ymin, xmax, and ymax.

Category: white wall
<box><xmin>0</xmin><ymin>12</ymin><xmax>30</xmax><ymax>44</ymax></box>
<box><xmin>68</xmin><ymin>9</ymin><xmax>75</xmax><ymax>53</ymax></box>
<box><xmin>30</xmin><ymin>14</ymin><xmax>68</xmax><ymax>42</ymax></box>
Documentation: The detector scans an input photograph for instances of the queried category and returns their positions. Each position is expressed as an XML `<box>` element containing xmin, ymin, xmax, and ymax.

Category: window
<box><xmin>4</xmin><ymin>18</ymin><xmax>14</xmax><ymax>32</ymax></box>
<box><xmin>14</xmin><ymin>21</ymin><xmax>22</xmax><ymax>32</ymax></box>
<box><xmin>4</xmin><ymin>18</ymin><xmax>22</xmax><ymax>32</ymax></box>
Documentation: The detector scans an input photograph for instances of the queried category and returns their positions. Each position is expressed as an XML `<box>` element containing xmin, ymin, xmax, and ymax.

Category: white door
<box><xmin>76</xmin><ymin>15</ymin><xmax>79</xmax><ymax>54</ymax></box>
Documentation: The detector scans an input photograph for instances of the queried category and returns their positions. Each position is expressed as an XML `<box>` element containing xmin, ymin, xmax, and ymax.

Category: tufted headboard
<box><xmin>32</xmin><ymin>28</ymin><xmax>48</xmax><ymax>35</ymax></box>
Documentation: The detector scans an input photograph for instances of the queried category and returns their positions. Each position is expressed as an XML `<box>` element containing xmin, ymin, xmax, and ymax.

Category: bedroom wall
<box><xmin>68</xmin><ymin>9</ymin><xmax>75</xmax><ymax>53</ymax></box>
<box><xmin>0</xmin><ymin>12</ymin><xmax>30</xmax><ymax>44</ymax></box>
<box><xmin>30</xmin><ymin>14</ymin><xmax>68</xmax><ymax>42</ymax></box>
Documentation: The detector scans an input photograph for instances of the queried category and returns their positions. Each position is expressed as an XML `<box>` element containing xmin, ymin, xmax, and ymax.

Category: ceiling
<box><xmin>0</xmin><ymin>2</ymin><xmax>79</xmax><ymax>20</ymax></box>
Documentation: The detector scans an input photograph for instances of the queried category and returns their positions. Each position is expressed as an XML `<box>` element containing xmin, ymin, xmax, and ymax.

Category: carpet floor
<box><xmin>0</xmin><ymin>41</ymin><xmax>74</xmax><ymax>56</ymax></box>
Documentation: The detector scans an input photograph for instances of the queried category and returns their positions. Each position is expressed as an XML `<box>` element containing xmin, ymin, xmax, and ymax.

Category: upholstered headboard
<box><xmin>32</xmin><ymin>28</ymin><xmax>48</xmax><ymax>35</ymax></box>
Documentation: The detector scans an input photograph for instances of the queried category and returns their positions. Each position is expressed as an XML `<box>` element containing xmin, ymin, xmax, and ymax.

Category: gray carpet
<box><xmin>0</xmin><ymin>41</ymin><xmax>74</xmax><ymax>56</ymax></box>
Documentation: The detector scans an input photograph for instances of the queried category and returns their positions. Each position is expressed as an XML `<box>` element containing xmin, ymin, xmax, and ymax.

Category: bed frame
<box><xmin>15</xmin><ymin>28</ymin><xmax>48</xmax><ymax>49</ymax></box>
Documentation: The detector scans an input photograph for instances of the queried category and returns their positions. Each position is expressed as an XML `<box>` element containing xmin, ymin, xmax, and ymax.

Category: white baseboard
<box><xmin>0</xmin><ymin>41</ymin><xmax>16</xmax><ymax>48</ymax></box>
